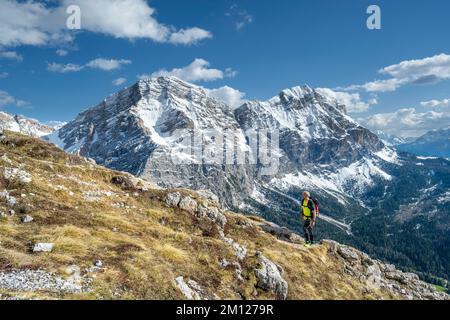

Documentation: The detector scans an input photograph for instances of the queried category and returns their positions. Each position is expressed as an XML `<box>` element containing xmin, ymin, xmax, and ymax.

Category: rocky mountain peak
<box><xmin>0</xmin><ymin>111</ymin><xmax>54</xmax><ymax>137</ymax></box>
<box><xmin>267</xmin><ymin>85</ymin><xmax>348</xmax><ymax>115</ymax></box>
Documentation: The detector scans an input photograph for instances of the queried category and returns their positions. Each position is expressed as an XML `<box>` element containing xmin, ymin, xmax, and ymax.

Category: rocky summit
<box><xmin>0</xmin><ymin>112</ymin><xmax>54</xmax><ymax>138</ymax></box>
<box><xmin>0</xmin><ymin>131</ymin><xmax>447</xmax><ymax>300</ymax></box>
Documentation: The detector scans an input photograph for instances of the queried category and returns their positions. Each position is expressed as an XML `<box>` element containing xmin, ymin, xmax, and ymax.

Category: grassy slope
<box><xmin>0</xmin><ymin>131</ymin><xmax>395</xmax><ymax>300</ymax></box>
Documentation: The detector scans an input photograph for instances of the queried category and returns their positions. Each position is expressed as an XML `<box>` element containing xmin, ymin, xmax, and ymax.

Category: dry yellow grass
<box><xmin>0</xmin><ymin>131</ymin><xmax>396</xmax><ymax>300</ymax></box>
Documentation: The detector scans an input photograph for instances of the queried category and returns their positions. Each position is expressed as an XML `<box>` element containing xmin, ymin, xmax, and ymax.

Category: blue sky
<box><xmin>1</xmin><ymin>0</ymin><xmax>450</xmax><ymax>137</ymax></box>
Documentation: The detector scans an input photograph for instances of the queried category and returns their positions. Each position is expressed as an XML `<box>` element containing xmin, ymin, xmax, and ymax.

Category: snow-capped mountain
<box><xmin>46</xmin><ymin>76</ymin><xmax>450</xmax><ymax>282</ymax></box>
<box><xmin>397</xmin><ymin>128</ymin><xmax>450</xmax><ymax>158</ymax></box>
<box><xmin>372</xmin><ymin>130</ymin><xmax>409</xmax><ymax>146</ymax></box>
<box><xmin>46</xmin><ymin>77</ymin><xmax>253</xmax><ymax>207</ymax></box>
<box><xmin>46</xmin><ymin>77</ymin><xmax>393</xmax><ymax>213</ymax></box>
<box><xmin>0</xmin><ymin>112</ymin><xmax>54</xmax><ymax>137</ymax></box>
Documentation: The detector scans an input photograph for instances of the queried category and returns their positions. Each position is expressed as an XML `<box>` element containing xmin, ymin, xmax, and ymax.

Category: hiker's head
<box><xmin>302</xmin><ymin>191</ymin><xmax>310</xmax><ymax>199</ymax></box>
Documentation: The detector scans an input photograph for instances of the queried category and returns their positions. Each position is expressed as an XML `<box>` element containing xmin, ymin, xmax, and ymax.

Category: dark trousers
<box><xmin>303</xmin><ymin>219</ymin><xmax>314</xmax><ymax>244</ymax></box>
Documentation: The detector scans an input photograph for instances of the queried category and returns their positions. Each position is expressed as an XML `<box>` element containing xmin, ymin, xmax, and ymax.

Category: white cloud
<box><xmin>0</xmin><ymin>90</ymin><xmax>29</xmax><ymax>108</ymax></box>
<box><xmin>343</xmin><ymin>53</ymin><xmax>450</xmax><ymax>93</ymax></box>
<box><xmin>0</xmin><ymin>90</ymin><xmax>15</xmax><ymax>106</ymax></box>
<box><xmin>47</xmin><ymin>62</ymin><xmax>84</xmax><ymax>73</ymax></box>
<box><xmin>15</xmin><ymin>100</ymin><xmax>30</xmax><ymax>108</ymax></box>
<box><xmin>226</xmin><ymin>5</ymin><xmax>253</xmax><ymax>30</ymax></box>
<box><xmin>0</xmin><ymin>51</ymin><xmax>23</xmax><ymax>61</ymax></box>
<box><xmin>420</xmin><ymin>98</ymin><xmax>450</xmax><ymax>109</ymax></box>
<box><xmin>360</xmin><ymin>108</ymin><xmax>450</xmax><ymax>138</ymax></box>
<box><xmin>113</xmin><ymin>77</ymin><xmax>127</xmax><ymax>86</ymax></box>
<box><xmin>56</xmin><ymin>49</ymin><xmax>68</xmax><ymax>56</ymax></box>
<box><xmin>169</xmin><ymin>28</ymin><xmax>213</xmax><ymax>45</ymax></box>
<box><xmin>86</xmin><ymin>58</ymin><xmax>131</xmax><ymax>71</ymax></box>
<box><xmin>0</xmin><ymin>0</ymin><xmax>61</xmax><ymax>47</ymax></box>
<box><xmin>144</xmin><ymin>59</ymin><xmax>235</xmax><ymax>83</ymax></box>
<box><xmin>206</xmin><ymin>86</ymin><xmax>246</xmax><ymax>109</ymax></box>
<box><xmin>225</xmin><ymin>68</ymin><xmax>238</xmax><ymax>78</ymax></box>
<box><xmin>48</xmin><ymin>58</ymin><xmax>131</xmax><ymax>73</ymax></box>
<box><xmin>316</xmin><ymin>88</ymin><xmax>377</xmax><ymax>113</ymax></box>
<box><xmin>0</xmin><ymin>0</ymin><xmax>212</xmax><ymax>48</ymax></box>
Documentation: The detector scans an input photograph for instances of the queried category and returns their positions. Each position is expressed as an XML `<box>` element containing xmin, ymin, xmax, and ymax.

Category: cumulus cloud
<box><xmin>113</xmin><ymin>77</ymin><xmax>127</xmax><ymax>86</ymax></box>
<box><xmin>0</xmin><ymin>1</ymin><xmax>58</xmax><ymax>47</ymax></box>
<box><xmin>0</xmin><ymin>90</ymin><xmax>29</xmax><ymax>108</ymax></box>
<box><xmin>343</xmin><ymin>53</ymin><xmax>450</xmax><ymax>93</ymax></box>
<box><xmin>143</xmin><ymin>59</ymin><xmax>237</xmax><ymax>83</ymax></box>
<box><xmin>206</xmin><ymin>86</ymin><xmax>247</xmax><ymax>109</ymax></box>
<box><xmin>48</xmin><ymin>58</ymin><xmax>131</xmax><ymax>73</ymax></box>
<box><xmin>420</xmin><ymin>98</ymin><xmax>450</xmax><ymax>109</ymax></box>
<box><xmin>169</xmin><ymin>28</ymin><xmax>212</xmax><ymax>45</ymax></box>
<box><xmin>0</xmin><ymin>0</ymin><xmax>212</xmax><ymax>48</ymax></box>
<box><xmin>86</xmin><ymin>58</ymin><xmax>131</xmax><ymax>71</ymax></box>
<box><xmin>0</xmin><ymin>51</ymin><xmax>23</xmax><ymax>62</ymax></box>
<box><xmin>316</xmin><ymin>88</ymin><xmax>377</xmax><ymax>113</ymax></box>
<box><xmin>360</xmin><ymin>108</ymin><xmax>450</xmax><ymax>138</ymax></box>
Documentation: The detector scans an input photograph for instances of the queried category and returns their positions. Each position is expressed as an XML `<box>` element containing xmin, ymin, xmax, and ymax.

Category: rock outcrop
<box><xmin>164</xmin><ymin>191</ymin><xmax>227</xmax><ymax>231</ymax></box>
<box><xmin>323</xmin><ymin>240</ymin><xmax>449</xmax><ymax>300</ymax></box>
<box><xmin>175</xmin><ymin>276</ymin><xmax>219</xmax><ymax>300</ymax></box>
<box><xmin>259</xmin><ymin>222</ymin><xmax>304</xmax><ymax>244</ymax></box>
<box><xmin>254</xmin><ymin>251</ymin><xmax>288</xmax><ymax>300</ymax></box>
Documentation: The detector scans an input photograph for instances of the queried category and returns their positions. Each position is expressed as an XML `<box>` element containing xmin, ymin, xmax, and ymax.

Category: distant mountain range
<box><xmin>0</xmin><ymin>112</ymin><xmax>55</xmax><ymax>137</ymax></box>
<box><xmin>397</xmin><ymin>128</ymin><xmax>450</xmax><ymax>159</ymax></box>
<box><xmin>372</xmin><ymin>130</ymin><xmax>410</xmax><ymax>147</ymax></box>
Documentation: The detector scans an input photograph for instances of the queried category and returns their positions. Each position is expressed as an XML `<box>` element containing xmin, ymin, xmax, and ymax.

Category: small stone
<box><xmin>219</xmin><ymin>259</ymin><xmax>230</xmax><ymax>268</ymax></box>
<box><xmin>33</xmin><ymin>243</ymin><xmax>54</xmax><ymax>253</ymax></box>
<box><xmin>21</xmin><ymin>215</ymin><xmax>34</xmax><ymax>223</ymax></box>
<box><xmin>94</xmin><ymin>260</ymin><xmax>103</xmax><ymax>268</ymax></box>
<box><xmin>233</xmin><ymin>242</ymin><xmax>247</xmax><ymax>261</ymax></box>
<box><xmin>65</xmin><ymin>265</ymin><xmax>81</xmax><ymax>283</ymax></box>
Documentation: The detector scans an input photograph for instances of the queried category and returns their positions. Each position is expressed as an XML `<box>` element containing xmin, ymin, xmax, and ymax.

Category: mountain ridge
<box><xmin>397</xmin><ymin>127</ymin><xmax>450</xmax><ymax>158</ymax></box>
<box><xmin>0</xmin><ymin>112</ymin><xmax>54</xmax><ymax>138</ymax></box>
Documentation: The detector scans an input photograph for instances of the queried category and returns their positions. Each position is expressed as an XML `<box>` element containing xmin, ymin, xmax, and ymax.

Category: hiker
<box><xmin>301</xmin><ymin>191</ymin><xmax>317</xmax><ymax>246</ymax></box>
